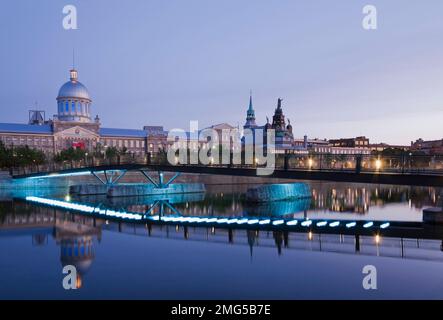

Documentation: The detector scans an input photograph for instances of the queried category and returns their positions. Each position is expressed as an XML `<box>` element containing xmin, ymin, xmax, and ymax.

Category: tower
<box><xmin>243</xmin><ymin>92</ymin><xmax>257</xmax><ymax>129</ymax></box>
<box><xmin>272</xmin><ymin>98</ymin><xmax>286</xmax><ymax>131</ymax></box>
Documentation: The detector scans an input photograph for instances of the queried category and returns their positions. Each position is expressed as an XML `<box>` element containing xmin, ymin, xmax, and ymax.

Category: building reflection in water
<box><xmin>56</xmin><ymin>218</ymin><xmax>101</xmax><ymax>289</ymax></box>
<box><xmin>0</xmin><ymin>202</ymin><xmax>102</xmax><ymax>288</ymax></box>
<box><xmin>1</xmin><ymin>181</ymin><xmax>443</xmax><ymax>287</ymax></box>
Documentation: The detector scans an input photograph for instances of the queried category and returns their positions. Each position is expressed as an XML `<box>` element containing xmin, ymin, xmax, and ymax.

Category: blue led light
<box><xmin>226</xmin><ymin>219</ymin><xmax>238</xmax><ymax>224</ymax></box>
<box><xmin>329</xmin><ymin>221</ymin><xmax>340</xmax><ymax>227</ymax></box>
<box><xmin>27</xmin><ymin>171</ymin><xmax>92</xmax><ymax>179</ymax></box>
<box><xmin>286</xmin><ymin>220</ymin><xmax>298</xmax><ymax>226</ymax></box>
<box><xmin>346</xmin><ymin>222</ymin><xmax>357</xmax><ymax>228</ymax></box>
<box><xmin>301</xmin><ymin>220</ymin><xmax>312</xmax><ymax>227</ymax></box>
<box><xmin>316</xmin><ymin>221</ymin><xmax>328</xmax><ymax>227</ymax></box>
<box><xmin>25</xmin><ymin>196</ymin><xmax>143</xmax><ymax>220</ymax></box>
<box><xmin>237</xmin><ymin>218</ymin><xmax>249</xmax><ymax>225</ymax></box>
<box><xmin>217</xmin><ymin>218</ymin><xmax>229</xmax><ymax>224</ymax></box>
<box><xmin>272</xmin><ymin>220</ymin><xmax>285</xmax><ymax>226</ymax></box>
<box><xmin>380</xmin><ymin>222</ymin><xmax>390</xmax><ymax>229</ymax></box>
<box><xmin>259</xmin><ymin>219</ymin><xmax>271</xmax><ymax>225</ymax></box>
<box><xmin>363</xmin><ymin>222</ymin><xmax>374</xmax><ymax>228</ymax></box>
<box><xmin>247</xmin><ymin>219</ymin><xmax>259</xmax><ymax>225</ymax></box>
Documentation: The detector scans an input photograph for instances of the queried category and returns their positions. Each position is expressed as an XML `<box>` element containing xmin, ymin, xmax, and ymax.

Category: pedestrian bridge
<box><xmin>22</xmin><ymin>195</ymin><xmax>443</xmax><ymax>242</ymax></box>
<box><xmin>11</xmin><ymin>160</ymin><xmax>443</xmax><ymax>187</ymax></box>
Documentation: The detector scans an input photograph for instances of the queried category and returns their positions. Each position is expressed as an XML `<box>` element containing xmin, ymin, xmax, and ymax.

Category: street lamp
<box><xmin>375</xmin><ymin>158</ymin><xmax>382</xmax><ymax>171</ymax></box>
<box><xmin>308</xmin><ymin>158</ymin><xmax>314</xmax><ymax>169</ymax></box>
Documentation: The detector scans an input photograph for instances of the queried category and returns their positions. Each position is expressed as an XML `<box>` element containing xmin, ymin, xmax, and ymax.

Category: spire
<box><xmin>244</xmin><ymin>90</ymin><xmax>257</xmax><ymax>128</ymax></box>
<box><xmin>248</xmin><ymin>90</ymin><xmax>253</xmax><ymax>111</ymax></box>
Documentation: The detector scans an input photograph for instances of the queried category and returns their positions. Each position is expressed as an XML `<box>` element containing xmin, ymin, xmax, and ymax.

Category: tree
<box><xmin>105</xmin><ymin>146</ymin><xmax>119</xmax><ymax>163</ymax></box>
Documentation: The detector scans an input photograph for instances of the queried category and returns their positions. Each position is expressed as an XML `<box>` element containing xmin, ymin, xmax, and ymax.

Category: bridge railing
<box><xmin>9</xmin><ymin>153</ymin><xmax>443</xmax><ymax>176</ymax></box>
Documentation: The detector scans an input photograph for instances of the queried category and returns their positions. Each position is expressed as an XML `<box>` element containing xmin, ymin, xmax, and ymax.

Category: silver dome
<box><xmin>57</xmin><ymin>80</ymin><xmax>91</xmax><ymax>101</ymax></box>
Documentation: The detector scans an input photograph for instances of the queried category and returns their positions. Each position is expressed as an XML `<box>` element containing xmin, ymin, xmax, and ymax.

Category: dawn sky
<box><xmin>1</xmin><ymin>0</ymin><xmax>443</xmax><ymax>145</ymax></box>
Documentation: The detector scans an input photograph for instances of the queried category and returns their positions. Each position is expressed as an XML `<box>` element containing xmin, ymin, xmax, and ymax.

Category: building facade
<box><xmin>410</xmin><ymin>138</ymin><xmax>443</xmax><ymax>155</ymax></box>
<box><xmin>0</xmin><ymin>68</ymin><xmax>167</xmax><ymax>157</ymax></box>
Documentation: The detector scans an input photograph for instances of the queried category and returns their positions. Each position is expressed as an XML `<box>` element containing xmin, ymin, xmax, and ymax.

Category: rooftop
<box><xmin>0</xmin><ymin>123</ymin><xmax>53</xmax><ymax>134</ymax></box>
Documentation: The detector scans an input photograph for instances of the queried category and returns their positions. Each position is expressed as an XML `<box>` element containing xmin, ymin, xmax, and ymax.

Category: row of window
<box><xmin>58</xmin><ymin>100</ymin><xmax>91</xmax><ymax>115</ymax></box>
<box><xmin>101</xmin><ymin>139</ymin><xmax>145</xmax><ymax>149</ymax></box>
<box><xmin>314</xmin><ymin>147</ymin><xmax>371</xmax><ymax>155</ymax></box>
<box><xmin>0</xmin><ymin>136</ymin><xmax>53</xmax><ymax>146</ymax></box>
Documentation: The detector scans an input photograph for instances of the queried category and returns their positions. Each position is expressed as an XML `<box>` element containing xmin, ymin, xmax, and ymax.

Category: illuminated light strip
<box><xmin>301</xmin><ymin>220</ymin><xmax>312</xmax><ymax>227</ymax></box>
<box><xmin>26</xmin><ymin>171</ymin><xmax>93</xmax><ymax>179</ymax></box>
<box><xmin>206</xmin><ymin>218</ymin><xmax>218</xmax><ymax>223</ymax></box>
<box><xmin>247</xmin><ymin>219</ymin><xmax>259</xmax><ymax>225</ymax></box>
<box><xmin>286</xmin><ymin>220</ymin><xmax>298</xmax><ymax>226</ymax></box>
<box><xmin>380</xmin><ymin>222</ymin><xmax>390</xmax><ymax>229</ymax></box>
<box><xmin>316</xmin><ymin>221</ymin><xmax>328</xmax><ymax>227</ymax></box>
<box><xmin>272</xmin><ymin>220</ymin><xmax>285</xmax><ymax>226</ymax></box>
<box><xmin>346</xmin><ymin>222</ymin><xmax>357</xmax><ymax>228</ymax></box>
<box><xmin>363</xmin><ymin>222</ymin><xmax>374</xmax><ymax>228</ymax></box>
<box><xmin>226</xmin><ymin>219</ymin><xmax>238</xmax><ymax>224</ymax></box>
<box><xmin>236</xmin><ymin>219</ymin><xmax>249</xmax><ymax>225</ymax></box>
<box><xmin>217</xmin><ymin>218</ymin><xmax>229</xmax><ymax>224</ymax></box>
<box><xmin>25</xmin><ymin>196</ymin><xmax>142</xmax><ymax>220</ymax></box>
<box><xmin>329</xmin><ymin>221</ymin><xmax>340</xmax><ymax>227</ymax></box>
<box><xmin>259</xmin><ymin>219</ymin><xmax>271</xmax><ymax>225</ymax></box>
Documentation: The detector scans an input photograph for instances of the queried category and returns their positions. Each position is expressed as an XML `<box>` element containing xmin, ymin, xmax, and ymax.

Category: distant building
<box><xmin>241</xmin><ymin>96</ymin><xmax>373</xmax><ymax>155</ymax></box>
<box><xmin>369</xmin><ymin>143</ymin><xmax>410</xmax><ymax>153</ymax></box>
<box><xmin>410</xmin><ymin>138</ymin><xmax>443</xmax><ymax>155</ymax></box>
<box><xmin>0</xmin><ymin>67</ymin><xmax>166</xmax><ymax>156</ymax></box>
<box><xmin>242</xmin><ymin>95</ymin><xmax>302</xmax><ymax>153</ymax></box>
<box><xmin>329</xmin><ymin>136</ymin><xmax>370</xmax><ymax>148</ymax></box>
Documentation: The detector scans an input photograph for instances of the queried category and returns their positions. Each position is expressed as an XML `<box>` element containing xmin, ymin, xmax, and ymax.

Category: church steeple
<box><xmin>244</xmin><ymin>91</ymin><xmax>257</xmax><ymax>129</ymax></box>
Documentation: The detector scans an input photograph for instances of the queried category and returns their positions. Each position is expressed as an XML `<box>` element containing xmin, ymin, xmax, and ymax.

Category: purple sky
<box><xmin>1</xmin><ymin>0</ymin><xmax>443</xmax><ymax>144</ymax></box>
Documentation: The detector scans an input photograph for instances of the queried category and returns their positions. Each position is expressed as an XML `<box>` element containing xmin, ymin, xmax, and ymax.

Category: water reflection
<box><xmin>3</xmin><ymin>198</ymin><xmax>443</xmax><ymax>296</ymax></box>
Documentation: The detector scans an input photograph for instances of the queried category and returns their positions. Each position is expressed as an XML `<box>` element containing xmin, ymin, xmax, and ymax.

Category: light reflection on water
<box><xmin>1</xmin><ymin>179</ymin><xmax>443</xmax><ymax>299</ymax></box>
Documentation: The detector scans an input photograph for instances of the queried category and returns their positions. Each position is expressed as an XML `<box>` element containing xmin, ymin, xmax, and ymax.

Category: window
<box><xmin>71</xmin><ymin>101</ymin><xmax>75</xmax><ymax>113</ymax></box>
<box><xmin>65</xmin><ymin>101</ymin><xmax>69</xmax><ymax>112</ymax></box>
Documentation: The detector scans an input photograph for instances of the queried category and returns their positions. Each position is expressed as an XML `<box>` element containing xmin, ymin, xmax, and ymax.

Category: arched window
<box><xmin>71</xmin><ymin>101</ymin><xmax>75</xmax><ymax>114</ymax></box>
<box><xmin>65</xmin><ymin>101</ymin><xmax>69</xmax><ymax>112</ymax></box>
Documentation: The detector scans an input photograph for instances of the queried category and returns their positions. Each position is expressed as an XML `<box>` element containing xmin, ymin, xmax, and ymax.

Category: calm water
<box><xmin>1</xmin><ymin>176</ymin><xmax>443</xmax><ymax>299</ymax></box>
